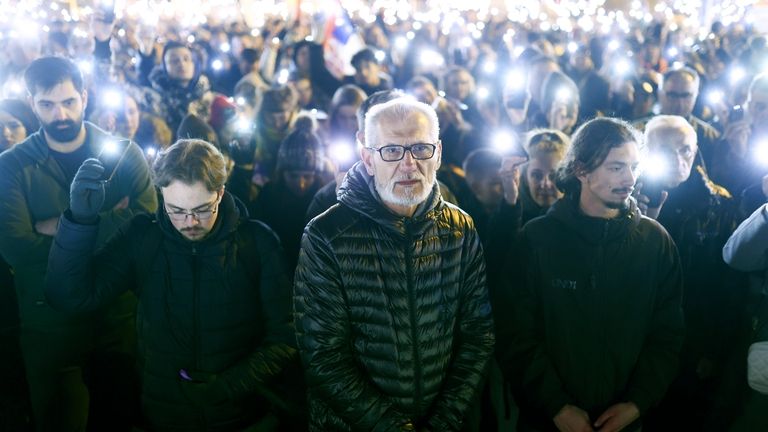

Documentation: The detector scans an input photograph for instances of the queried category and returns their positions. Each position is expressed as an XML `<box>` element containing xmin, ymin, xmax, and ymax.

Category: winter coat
<box><xmin>0</xmin><ymin>122</ymin><xmax>157</xmax><ymax>329</ymax></box>
<box><xmin>144</xmin><ymin>67</ymin><xmax>217</xmax><ymax>135</ymax></box>
<box><xmin>497</xmin><ymin>195</ymin><xmax>684</xmax><ymax>430</ymax></box>
<box><xmin>294</xmin><ymin>162</ymin><xmax>495</xmax><ymax>431</ymax></box>
<box><xmin>45</xmin><ymin>192</ymin><xmax>297</xmax><ymax>431</ymax></box>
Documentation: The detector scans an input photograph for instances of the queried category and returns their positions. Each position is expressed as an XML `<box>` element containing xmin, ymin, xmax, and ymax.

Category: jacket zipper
<box><xmin>404</xmin><ymin>223</ymin><xmax>422</xmax><ymax>417</ymax></box>
<box><xmin>596</xmin><ymin>221</ymin><xmax>609</xmax><ymax>407</ymax></box>
<box><xmin>192</xmin><ymin>246</ymin><xmax>200</xmax><ymax>370</ymax></box>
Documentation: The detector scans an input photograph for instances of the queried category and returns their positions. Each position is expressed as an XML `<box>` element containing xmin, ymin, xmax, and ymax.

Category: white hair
<box><xmin>644</xmin><ymin>115</ymin><xmax>696</xmax><ymax>149</ymax></box>
<box><xmin>364</xmin><ymin>97</ymin><xmax>440</xmax><ymax>147</ymax></box>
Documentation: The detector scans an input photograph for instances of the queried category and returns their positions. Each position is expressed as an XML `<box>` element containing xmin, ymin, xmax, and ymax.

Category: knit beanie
<box><xmin>275</xmin><ymin>117</ymin><xmax>323</xmax><ymax>173</ymax></box>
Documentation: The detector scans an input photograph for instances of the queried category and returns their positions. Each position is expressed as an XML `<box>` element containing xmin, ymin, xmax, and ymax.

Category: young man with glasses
<box><xmin>294</xmin><ymin>97</ymin><xmax>494</xmax><ymax>431</ymax></box>
<box><xmin>45</xmin><ymin>139</ymin><xmax>298</xmax><ymax>431</ymax></box>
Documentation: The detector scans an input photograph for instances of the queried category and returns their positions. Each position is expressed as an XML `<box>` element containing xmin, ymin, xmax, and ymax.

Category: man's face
<box><xmin>410</xmin><ymin>83</ymin><xmax>437</xmax><ymax>106</ymax></box>
<box><xmin>30</xmin><ymin>80</ymin><xmax>86</xmax><ymax>144</ymax></box>
<box><xmin>283</xmin><ymin>170</ymin><xmax>316</xmax><ymax>197</ymax></box>
<box><xmin>526</xmin><ymin>153</ymin><xmax>563</xmax><ymax>207</ymax></box>
<box><xmin>578</xmin><ymin>141</ymin><xmax>641</xmax><ymax>214</ymax></box>
<box><xmin>264</xmin><ymin>109</ymin><xmax>293</xmax><ymax>130</ymax></box>
<box><xmin>748</xmin><ymin>88</ymin><xmax>768</xmax><ymax>133</ymax></box>
<box><xmin>122</xmin><ymin>96</ymin><xmax>140</xmax><ymax>139</ymax></box>
<box><xmin>444</xmin><ymin>71</ymin><xmax>473</xmax><ymax>102</ymax></box>
<box><xmin>162</xmin><ymin>181</ymin><xmax>222</xmax><ymax>241</ymax></box>
<box><xmin>361</xmin><ymin>113</ymin><xmax>441</xmax><ymax>213</ymax></box>
<box><xmin>164</xmin><ymin>47</ymin><xmax>196</xmax><ymax>84</ymax></box>
<box><xmin>650</xmin><ymin>131</ymin><xmax>697</xmax><ymax>189</ymax></box>
<box><xmin>569</xmin><ymin>50</ymin><xmax>593</xmax><ymax>72</ymax></box>
<box><xmin>467</xmin><ymin>172</ymin><xmax>503</xmax><ymax>210</ymax></box>
<box><xmin>660</xmin><ymin>74</ymin><xmax>698</xmax><ymax>117</ymax></box>
<box><xmin>293</xmin><ymin>79</ymin><xmax>313</xmax><ymax>106</ymax></box>
<box><xmin>334</xmin><ymin>105</ymin><xmax>359</xmax><ymax>136</ymax></box>
<box><xmin>355</xmin><ymin>60</ymin><xmax>381</xmax><ymax>87</ymax></box>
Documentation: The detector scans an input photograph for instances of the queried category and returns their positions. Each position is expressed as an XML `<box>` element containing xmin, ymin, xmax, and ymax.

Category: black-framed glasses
<box><xmin>164</xmin><ymin>198</ymin><xmax>219</xmax><ymax>222</ymax></box>
<box><xmin>366</xmin><ymin>143</ymin><xmax>437</xmax><ymax>162</ymax></box>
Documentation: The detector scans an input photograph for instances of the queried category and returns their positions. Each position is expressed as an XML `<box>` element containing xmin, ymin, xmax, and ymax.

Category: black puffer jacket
<box><xmin>497</xmin><ymin>195</ymin><xmax>685</xmax><ymax>431</ymax></box>
<box><xmin>294</xmin><ymin>162</ymin><xmax>495</xmax><ymax>431</ymax></box>
<box><xmin>46</xmin><ymin>192</ymin><xmax>296</xmax><ymax>431</ymax></box>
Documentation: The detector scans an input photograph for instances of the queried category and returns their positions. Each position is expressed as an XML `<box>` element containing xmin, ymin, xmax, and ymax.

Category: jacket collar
<box><xmin>16</xmin><ymin>121</ymin><xmax>114</xmax><ymax>163</ymax></box>
<box><xmin>337</xmin><ymin>162</ymin><xmax>443</xmax><ymax>237</ymax></box>
<box><xmin>548</xmin><ymin>193</ymin><xmax>641</xmax><ymax>245</ymax></box>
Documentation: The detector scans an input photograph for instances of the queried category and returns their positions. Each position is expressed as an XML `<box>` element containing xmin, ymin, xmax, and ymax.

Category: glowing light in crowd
<box><xmin>187</xmin><ymin>35</ymin><xmax>196</xmax><ymax>43</ymax></box>
<box><xmin>145</xmin><ymin>146</ymin><xmax>157</xmax><ymax>158</ymax></box>
<box><xmin>642</xmin><ymin>152</ymin><xmax>669</xmax><ymax>180</ymax></box>
<box><xmin>614</xmin><ymin>59</ymin><xmax>632</xmax><ymax>76</ymax></box>
<box><xmin>394</xmin><ymin>36</ymin><xmax>408</xmax><ymax>50</ymax></box>
<box><xmin>375</xmin><ymin>50</ymin><xmax>386</xmax><ymax>62</ymax></box>
<box><xmin>492</xmin><ymin>130</ymin><xmax>515</xmax><ymax>154</ymax></box>
<box><xmin>567</xmin><ymin>42</ymin><xmax>579</xmax><ymax>54</ymax></box>
<box><xmin>707</xmin><ymin>89</ymin><xmax>724</xmax><ymax>105</ymax></box>
<box><xmin>77</xmin><ymin>59</ymin><xmax>94</xmax><ymax>75</ymax></box>
<box><xmin>220</xmin><ymin>42</ymin><xmax>231</xmax><ymax>53</ymax></box>
<box><xmin>506</xmin><ymin>69</ymin><xmax>526</xmax><ymax>90</ymax></box>
<box><xmin>102</xmin><ymin>89</ymin><xmax>123</xmax><ymax>109</ymax></box>
<box><xmin>420</xmin><ymin>50</ymin><xmax>444</xmax><ymax>67</ymax></box>
<box><xmin>276</xmin><ymin>69</ymin><xmax>289</xmax><ymax>85</ymax></box>
<box><xmin>236</xmin><ymin>97</ymin><xmax>246</xmax><ymax>106</ymax></box>
<box><xmin>212</xmin><ymin>59</ymin><xmax>224</xmax><ymax>71</ymax></box>
<box><xmin>730</xmin><ymin>67</ymin><xmax>746</xmax><ymax>85</ymax></box>
<box><xmin>556</xmin><ymin>87</ymin><xmax>572</xmax><ymax>101</ymax></box>
<box><xmin>755</xmin><ymin>141</ymin><xmax>768</xmax><ymax>166</ymax></box>
<box><xmin>101</xmin><ymin>140</ymin><xmax>120</xmax><ymax>156</ymax></box>
<box><xmin>236</xmin><ymin>116</ymin><xmax>252</xmax><ymax>133</ymax></box>
<box><xmin>330</xmin><ymin>141</ymin><xmax>355</xmax><ymax>165</ymax></box>
<box><xmin>482</xmin><ymin>61</ymin><xmax>496</xmax><ymax>74</ymax></box>
<box><xmin>608</xmin><ymin>39</ymin><xmax>620</xmax><ymax>51</ymax></box>
<box><xmin>477</xmin><ymin>86</ymin><xmax>490</xmax><ymax>100</ymax></box>
<box><xmin>666</xmin><ymin>47</ymin><xmax>679</xmax><ymax>57</ymax></box>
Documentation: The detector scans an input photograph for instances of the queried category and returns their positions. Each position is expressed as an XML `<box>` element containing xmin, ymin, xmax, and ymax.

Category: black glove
<box><xmin>70</xmin><ymin>158</ymin><xmax>106</xmax><ymax>224</ymax></box>
<box><xmin>179</xmin><ymin>370</ymin><xmax>229</xmax><ymax>407</ymax></box>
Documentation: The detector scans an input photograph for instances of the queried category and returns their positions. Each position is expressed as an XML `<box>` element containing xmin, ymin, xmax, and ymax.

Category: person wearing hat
<box><xmin>0</xmin><ymin>98</ymin><xmax>40</xmax><ymax>151</ymax></box>
<box><xmin>252</xmin><ymin>118</ymin><xmax>330</xmax><ymax>274</ymax></box>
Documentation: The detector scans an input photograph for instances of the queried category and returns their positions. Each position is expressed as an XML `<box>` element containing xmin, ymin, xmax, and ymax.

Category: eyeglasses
<box><xmin>164</xmin><ymin>198</ymin><xmax>219</xmax><ymax>221</ymax></box>
<box><xmin>366</xmin><ymin>143</ymin><xmax>437</xmax><ymax>162</ymax></box>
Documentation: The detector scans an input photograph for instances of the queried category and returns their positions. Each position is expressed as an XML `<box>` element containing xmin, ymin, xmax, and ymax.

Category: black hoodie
<box><xmin>497</xmin><ymin>195</ymin><xmax>685</xmax><ymax>430</ymax></box>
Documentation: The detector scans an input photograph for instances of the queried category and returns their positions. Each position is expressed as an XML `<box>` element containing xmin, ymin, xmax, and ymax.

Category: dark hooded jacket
<box><xmin>147</xmin><ymin>66</ymin><xmax>216</xmax><ymax>136</ymax></box>
<box><xmin>45</xmin><ymin>192</ymin><xmax>296</xmax><ymax>431</ymax></box>
<box><xmin>294</xmin><ymin>162</ymin><xmax>495</xmax><ymax>431</ymax></box>
<box><xmin>496</xmin><ymin>195</ymin><xmax>684</xmax><ymax>430</ymax></box>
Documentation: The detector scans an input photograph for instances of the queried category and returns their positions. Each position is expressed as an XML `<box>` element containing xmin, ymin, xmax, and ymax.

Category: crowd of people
<box><xmin>2</xmin><ymin>2</ymin><xmax>768</xmax><ymax>431</ymax></box>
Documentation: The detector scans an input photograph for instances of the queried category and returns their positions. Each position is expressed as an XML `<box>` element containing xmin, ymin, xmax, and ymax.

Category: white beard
<box><xmin>375</xmin><ymin>171</ymin><xmax>436</xmax><ymax>208</ymax></box>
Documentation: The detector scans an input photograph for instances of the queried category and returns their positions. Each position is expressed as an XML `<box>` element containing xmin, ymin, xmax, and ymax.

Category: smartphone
<box><xmin>729</xmin><ymin>105</ymin><xmax>745</xmax><ymax>122</ymax></box>
<box><xmin>641</xmin><ymin>177</ymin><xmax>665</xmax><ymax>208</ymax></box>
<box><xmin>97</xmin><ymin>139</ymin><xmax>131</xmax><ymax>182</ymax></box>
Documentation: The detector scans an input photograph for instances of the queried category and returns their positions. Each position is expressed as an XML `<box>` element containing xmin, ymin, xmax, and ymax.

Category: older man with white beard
<box><xmin>294</xmin><ymin>97</ymin><xmax>495</xmax><ymax>431</ymax></box>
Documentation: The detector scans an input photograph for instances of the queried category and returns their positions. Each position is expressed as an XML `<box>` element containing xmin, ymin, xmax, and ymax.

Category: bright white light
<box><xmin>77</xmin><ymin>60</ymin><xmax>93</xmax><ymax>75</ymax></box>
<box><xmin>567</xmin><ymin>42</ymin><xmax>579</xmax><ymax>54</ymax></box>
<box><xmin>187</xmin><ymin>35</ymin><xmax>196</xmax><ymax>44</ymax></box>
<box><xmin>608</xmin><ymin>39</ymin><xmax>620</xmax><ymax>51</ymax></box>
<box><xmin>482</xmin><ymin>61</ymin><xmax>496</xmax><ymax>74</ymax></box>
<box><xmin>212</xmin><ymin>59</ymin><xmax>223</xmax><ymax>71</ymax></box>
<box><xmin>277</xmin><ymin>69</ymin><xmax>290</xmax><ymax>85</ymax></box>
<box><xmin>8</xmin><ymin>82</ymin><xmax>24</xmax><ymax>96</ymax></box>
<box><xmin>556</xmin><ymin>87</ymin><xmax>572</xmax><ymax>101</ymax></box>
<box><xmin>643</xmin><ymin>152</ymin><xmax>669</xmax><ymax>179</ymax></box>
<box><xmin>614</xmin><ymin>59</ymin><xmax>632</xmax><ymax>76</ymax></box>
<box><xmin>420</xmin><ymin>50</ymin><xmax>444</xmax><ymax>67</ymax></box>
<box><xmin>492</xmin><ymin>130</ymin><xmax>515</xmax><ymax>153</ymax></box>
<box><xmin>145</xmin><ymin>146</ymin><xmax>157</xmax><ymax>158</ymax></box>
<box><xmin>102</xmin><ymin>89</ymin><xmax>123</xmax><ymax>109</ymax></box>
<box><xmin>101</xmin><ymin>140</ymin><xmax>119</xmax><ymax>156</ymax></box>
<box><xmin>667</xmin><ymin>47</ymin><xmax>679</xmax><ymax>57</ymax></box>
<box><xmin>220</xmin><ymin>42</ymin><xmax>231</xmax><ymax>53</ymax></box>
<box><xmin>461</xmin><ymin>36</ymin><xmax>472</xmax><ymax>48</ymax></box>
<box><xmin>117</xmin><ymin>28</ymin><xmax>126</xmax><ymax>38</ymax></box>
<box><xmin>707</xmin><ymin>90</ymin><xmax>724</xmax><ymax>105</ymax></box>
<box><xmin>730</xmin><ymin>67</ymin><xmax>746</xmax><ymax>85</ymax></box>
<box><xmin>271</xmin><ymin>37</ymin><xmax>280</xmax><ymax>45</ymax></box>
<box><xmin>330</xmin><ymin>141</ymin><xmax>355</xmax><ymax>165</ymax></box>
<box><xmin>406</xmin><ymin>31</ymin><xmax>415</xmax><ymax>40</ymax></box>
<box><xmin>236</xmin><ymin>116</ymin><xmax>252</xmax><ymax>133</ymax></box>
<box><xmin>506</xmin><ymin>69</ymin><xmax>527</xmax><ymax>91</ymax></box>
<box><xmin>236</xmin><ymin>97</ymin><xmax>246</xmax><ymax>106</ymax></box>
<box><xmin>477</xmin><ymin>86</ymin><xmax>490</xmax><ymax>100</ymax></box>
<box><xmin>413</xmin><ymin>21</ymin><xmax>422</xmax><ymax>30</ymax></box>
<box><xmin>754</xmin><ymin>141</ymin><xmax>768</xmax><ymax>166</ymax></box>
<box><xmin>395</xmin><ymin>36</ymin><xmax>408</xmax><ymax>50</ymax></box>
<box><xmin>250</xmin><ymin>29</ymin><xmax>259</xmax><ymax>37</ymax></box>
<box><xmin>375</xmin><ymin>50</ymin><xmax>386</xmax><ymax>62</ymax></box>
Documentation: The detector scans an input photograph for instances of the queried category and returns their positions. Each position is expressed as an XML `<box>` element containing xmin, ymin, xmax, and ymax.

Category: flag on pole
<box><xmin>320</xmin><ymin>0</ymin><xmax>365</xmax><ymax>79</ymax></box>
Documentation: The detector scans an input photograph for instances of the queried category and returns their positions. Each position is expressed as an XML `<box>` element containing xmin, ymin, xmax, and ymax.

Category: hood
<box><xmin>337</xmin><ymin>161</ymin><xmax>444</xmax><ymax>237</ymax></box>
<box><xmin>156</xmin><ymin>190</ymin><xmax>248</xmax><ymax>247</ymax></box>
<box><xmin>548</xmin><ymin>193</ymin><xmax>641</xmax><ymax>245</ymax></box>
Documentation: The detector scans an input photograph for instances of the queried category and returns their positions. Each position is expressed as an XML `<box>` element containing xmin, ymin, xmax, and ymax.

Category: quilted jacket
<box><xmin>294</xmin><ymin>162</ymin><xmax>495</xmax><ymax>431</ymax></box>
